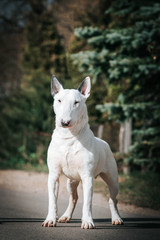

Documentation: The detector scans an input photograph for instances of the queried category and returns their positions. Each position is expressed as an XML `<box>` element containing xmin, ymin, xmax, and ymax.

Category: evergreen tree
<box><xmin>71</xmin><ymin>0</ymin><xmax>160</xmax><ymax>171</ymax></box>
<box><xmin>67</xmin><ymin>0</ymin><xmax>112</xmax><ymax>140</ymax></box>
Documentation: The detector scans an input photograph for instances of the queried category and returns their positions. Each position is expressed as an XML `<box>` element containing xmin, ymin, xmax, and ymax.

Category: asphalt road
<box><xmin>0</xmin><ymin>187</ymin><xmax>160</xmax><ymax>240</ymax></box>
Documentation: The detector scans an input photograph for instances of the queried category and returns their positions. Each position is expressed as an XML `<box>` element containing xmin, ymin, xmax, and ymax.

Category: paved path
<box><xmin>0</xmin><ymin>186</ymin><xmax>160</xmax><ymax>240</ymax></box>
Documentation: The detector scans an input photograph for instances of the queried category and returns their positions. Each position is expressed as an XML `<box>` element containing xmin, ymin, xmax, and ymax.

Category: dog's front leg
<box><xmin>42</xmin><ymin>173</ymin><xmax>59</xmax><ymax>227</ymax></box>
<box><xmin>81</xmin><ymin>176</ymin><xmax>95</xmax><ymax>229</ymax></box>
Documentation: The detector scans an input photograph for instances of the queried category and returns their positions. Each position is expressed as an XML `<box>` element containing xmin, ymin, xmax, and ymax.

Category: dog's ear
<box><xmin>78</xmin><ymin>76</ymin><xmax>91</xmax><ymax>99</ymax></box>
<box><xmin>51</xmin><ymin>75</ymin><xmax>63</xmax><ymax>96</ymax></box>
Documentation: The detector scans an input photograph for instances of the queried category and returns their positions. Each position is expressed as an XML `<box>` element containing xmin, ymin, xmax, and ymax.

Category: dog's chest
<box><xmin>56</xmin><ymin>138</ymin><xmax>83</xmax><ymax>180</ymax></box>
<box><xmin>62</xmin><ymin>149</ymin><xmax>80</xmax><ymax>180</ymax></box>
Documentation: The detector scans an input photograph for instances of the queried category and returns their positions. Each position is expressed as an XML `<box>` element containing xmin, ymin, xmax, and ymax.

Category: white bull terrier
<box><xmin>42</xmin><ymin>76</ymin><xmax>123</xmax><ymax>229</ymax></box>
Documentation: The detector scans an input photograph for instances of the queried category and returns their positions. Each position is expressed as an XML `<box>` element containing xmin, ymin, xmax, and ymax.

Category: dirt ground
<box><xmin>0</xmin><ymin>170</ymin><xmax>160</xmax><ymax>217</ymax></box>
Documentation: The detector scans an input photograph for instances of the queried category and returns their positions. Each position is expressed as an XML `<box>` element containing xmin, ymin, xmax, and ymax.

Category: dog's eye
<box><xmin>74</xmin><ymin>101</ymin><xmax>79</xmax><ymax>105</ymax></box>
<box><xmin>58</xmin><ymin>99</ymin><xmax>61</xmax><ymax>103</ymax></box>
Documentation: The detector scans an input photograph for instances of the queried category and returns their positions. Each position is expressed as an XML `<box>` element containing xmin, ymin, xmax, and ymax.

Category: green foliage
<box><xmin>0</xmin><ymin>4</ymin><xmax>70</xmax><ymax>168</ymax></box>
<box><xmin>0</xmin><ymin>72</ymin><xmax>53</xmax><ymax>168</ymax></box>
<box><xmin>71</xmin><ymin>0</ymin><xmax>160</xmax><ymax>171</ymax></box>
<box><xmin>23</xmin><ymin>7</ymin><xmax>67</xmax><ymax>78</ymax></box>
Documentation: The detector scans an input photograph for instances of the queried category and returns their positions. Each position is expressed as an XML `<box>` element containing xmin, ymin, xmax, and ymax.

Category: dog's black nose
<box><xmin>61</xmin><ymin>120</ymin><xmax>71</xmax><ymax>127</ymax></box>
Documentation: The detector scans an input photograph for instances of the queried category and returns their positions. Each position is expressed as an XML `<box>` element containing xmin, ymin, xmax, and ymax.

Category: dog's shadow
<box><xmin>0</xmin><ymin>218</ymin><xmax>160</xmax><ymax>229</ymax></box>
<box><xmin>69</xmin><ymin>218</ymin><xmax>160</xmax><ymax>229</ymax></box>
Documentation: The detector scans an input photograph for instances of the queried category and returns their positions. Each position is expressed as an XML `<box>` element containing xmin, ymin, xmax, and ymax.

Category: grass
<box><xmin>21</xmin><ymin>163</ymin><xmax>48</xmax><ymax>173</ymax></box>
<box><xmin>0</xmin><ymin>162</ymin><xmax>48</xmax><ymax>173</ymax></box>
<box><xmin>94</xmin><ymin>171</ymin><xmax>160</xmax><ymax>210</ymax></box>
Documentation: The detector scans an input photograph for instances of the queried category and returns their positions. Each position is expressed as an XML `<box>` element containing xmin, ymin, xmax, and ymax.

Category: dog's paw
<box><xmin>58</xmin><ymin>215</ymin><xmax>71</xmax><ymax>223</ymax></box>
<box><xmin>112</xmin><ymin>217</ymin><xmax>123</xmax><ymax>225</ymax></box>
<box><xmin>42</xmin><ymin>219</ymin><xmax>56</xmax><ymax>227</ymax></box>
<box><xmin>81</xmin><ymin>219</ymin><xmax>95</xmax><ymax>229</ymax></box>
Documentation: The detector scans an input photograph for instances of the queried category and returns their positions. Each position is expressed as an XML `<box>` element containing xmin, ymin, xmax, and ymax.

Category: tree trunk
<box><xmin>119</xmin><ymin>124</ymin><xmax>125</xmax><ymax>153</ymax></box>
<box><xmin>119</xmin><ymin>118</ymin><xmax>132</xmax><ymax>153</ymax></box>
<box><xmin>97</xmin><ymin>124</ymin><xmax>104</xmax><ymax>139</ymax></box>
<box><xmin>119</xmin><ymin>118</ymin><xmax>132</xmax><ymax>174</ymax></box>
<box><xmin>124</xmin><ymin>118</ymin><xmax>132</xmax><ymax>153</ymax></box>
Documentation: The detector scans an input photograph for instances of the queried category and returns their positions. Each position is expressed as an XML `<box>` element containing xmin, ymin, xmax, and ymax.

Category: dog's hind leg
<box><xmin>58</xmin><ymin>179</ymin><xmax>79</xmax><ymax>223</ymax></box>
<box><xmin>100</xmin><ymin>172</ymin><xmax>123</xmax><ymax>225</ymax></box>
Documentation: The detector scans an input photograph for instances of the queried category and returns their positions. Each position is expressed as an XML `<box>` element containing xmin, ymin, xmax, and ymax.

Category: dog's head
<box><xmin>51</xmin><ymin>75</ymin><xmax>91</xmax><ymax>128</ymax></box>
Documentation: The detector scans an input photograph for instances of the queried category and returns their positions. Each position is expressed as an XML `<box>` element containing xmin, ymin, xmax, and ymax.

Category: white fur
<box><xmin>42</xmin><ymin>76</ymin><xmax>123</xmax><ymax>229</ymax></box>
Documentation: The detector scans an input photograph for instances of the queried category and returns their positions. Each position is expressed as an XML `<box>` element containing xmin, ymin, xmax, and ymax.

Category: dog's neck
<box><xmin>54</xmin><ymin>106</ymin><xmax>90</xmax><ymax>139</ymax></box>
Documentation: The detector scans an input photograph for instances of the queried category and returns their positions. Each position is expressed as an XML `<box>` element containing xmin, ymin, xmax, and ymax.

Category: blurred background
<box><xmin>0</xmin><ymin>0</ymin><xmax>160</xmax><ymax>209</ymax></box>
